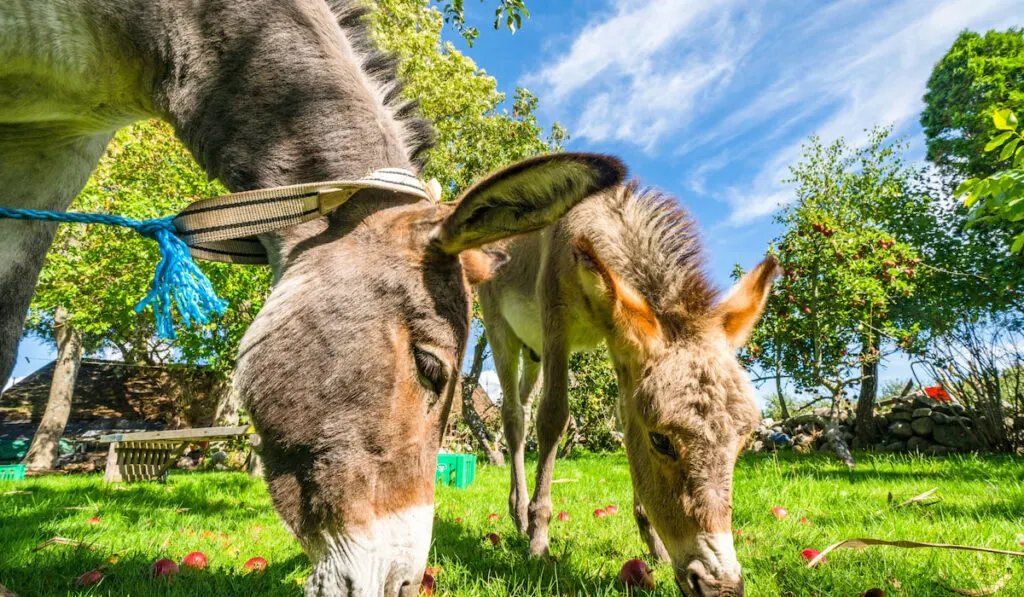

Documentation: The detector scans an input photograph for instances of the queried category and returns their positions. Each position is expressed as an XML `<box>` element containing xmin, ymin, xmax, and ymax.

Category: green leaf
<box><xmin>999</xmin><ymin>138</ymin><xmax>1020</xmax><ymax>160</ymax></box>
<box><xmin>1011</xmin><ymin>233</ymin><xmax>1024</xmax><ymax>253</ymax></box>
<box><xmin>1015</xmin><ymin>146</ymin><xmax>1024</xmax><ymax>169</ymax></box>
<box><xmin>985</xmin><ymin>131</ymin><xmax>1014</xmax><ymax>151</ymax></box>
<box><xmin>954</xmin><ymin>177</ymin><xmax>980</xmax><ymax>197</ymax></box>
<box><xmin>993</xmin><ymin>109</ymin><xmax>1016</xmax><ymax>131</ymax></box>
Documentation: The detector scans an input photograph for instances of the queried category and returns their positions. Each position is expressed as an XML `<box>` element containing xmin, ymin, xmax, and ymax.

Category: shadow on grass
<box><xmin>428</xmin><ymin>518</ymin><xmax>626</xmax><ymax>594</ymax></box>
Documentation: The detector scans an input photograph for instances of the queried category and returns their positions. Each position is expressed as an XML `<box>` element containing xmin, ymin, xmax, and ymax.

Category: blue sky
<box><xmin>6</xmin><ymin>0</ymin><xmax>1022</xmax><ymax>403</ymax></box>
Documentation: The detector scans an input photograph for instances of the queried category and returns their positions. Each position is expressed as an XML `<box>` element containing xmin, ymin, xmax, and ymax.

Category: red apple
<box><xmin>772</xmin><ymin>507</ymin><xmax>788</xmax><ymax>520</ymax></box>
<box><xmin>88</xmin><ymin>516</ymin><xmax>102</xmax><ymax>525</ymax></box>
<box><xmin>606</xmin><ymin>505</ymin><xmax>619</xmax><ymax>515</ymax></box>
<box><xmin>801</xmin><ymin>548</ymin><xmax>825</xmax><ymax>566</ymax></box>
<box><xmin>454</xmin><ymin>517</ymin><xmax>463</xmax><ymax>524</ymax></box>
<box><xmin>75</xmin><ymin>570</ymin><xmax>103</xmax><ymax>587</ymax></box>
<box><xmin>486</xmin><ymin>533</ymin><xmax>500</xmax><ymax>547</ymax></box>
<box><xmin>151</xmin><ymin>559</ymin><xmax>179</xmax><ymax>579</ymax></box>
<box><xmin>557</xmin><ymin>512</ymin><xmax>571</xmax><ymax>521</ymax></box>
<box><xmin>488</xmin><ymin>512</ymin><xmax>499</xmax><ymax>521</ymax></box>
<box><xmin>618</xmin><ymin>559</ymin><xmax>655</xmax><ymax>589</ymax></box>
<box><xmin>799</xmin><ymin>517</ymin><xmax>810</xmax><ymax>525</ymax></box>
<box><xmin>244</xmin><ymin>557</ymin><xmax>268</xmax><ymax>572</ymax></box>
<box><xmin>594</xmin><ymin>509</ymin><xmax>608</xmax><ymax>518</ymax></box>
<box><xmin>181</xmin><ymin>551</ymin><xmax>208</xmax><ymax>570</ymax></box>
<box><xmin>425</xmin><ymin>566</ymin><xmax>441</xmax><ymax>576</ymax></box>
<box><xmin>420</xmin><ymin>572</ymin><xmax>436</xmax><ymax>595</ymax></box>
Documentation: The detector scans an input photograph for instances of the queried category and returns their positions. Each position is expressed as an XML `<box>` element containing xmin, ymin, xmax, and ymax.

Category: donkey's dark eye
<box><xmin>649</xmin><ymin>432</ymin><xmax>678</xmax><ymax>459</ymax></box>
<box><xmin>413</xmin><ymin>346</ymin><xmax>446</xmax><ymax>394</ymax></box>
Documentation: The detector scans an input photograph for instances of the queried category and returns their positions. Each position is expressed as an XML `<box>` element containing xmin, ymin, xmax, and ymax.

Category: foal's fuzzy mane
<box><xmin>326</xmin><ymin>0</ymin><xmax>435</xmax><ymax>169</ymax></box>
<box><xmin>578</xmin><ymin>181</ymin><xmax>716</xmax><ymax>333</ymax></box>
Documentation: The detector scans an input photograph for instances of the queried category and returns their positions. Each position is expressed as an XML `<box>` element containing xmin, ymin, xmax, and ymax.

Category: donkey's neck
<box><xmin>147</xmin><ymin>0</ymin><xmax>429</xmax><ymax>268</ymax></box>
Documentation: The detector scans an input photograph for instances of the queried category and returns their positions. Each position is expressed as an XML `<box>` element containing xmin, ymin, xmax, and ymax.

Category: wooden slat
<box><xmin>99</xmin><ymin>426</ymin><xmax>252</xmax><ymax>444</ymax></box>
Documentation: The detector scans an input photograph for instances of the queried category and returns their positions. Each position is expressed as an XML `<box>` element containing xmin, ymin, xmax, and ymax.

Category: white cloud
<box><xmin>478</xmin><ymin>370</ymin><xmax>503</xmax><ymax>403</ymax></box>
<box><xmin>527</xmin><ymin>0</ymin><xmax>758</xmax><ymax>150</ymax></box>
<box><xmin>530</xmin><ymin>0</ymin><xmax>1022</xmax><ymax>226</ymax></box>
<box><xmin>707</xmin><ymin>0</ymin><xmax>1022</xmax><ymax>226</ymax></box>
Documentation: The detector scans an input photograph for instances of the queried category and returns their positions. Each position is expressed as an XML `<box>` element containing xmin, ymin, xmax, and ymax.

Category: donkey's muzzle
<box><xmin>677</xmin><ymin>570</ymin><xmax>744</xmax><ymax>597</ymax></box>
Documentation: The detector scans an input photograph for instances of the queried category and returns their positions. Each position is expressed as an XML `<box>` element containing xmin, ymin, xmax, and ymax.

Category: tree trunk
<box><xmin>22</xmin><ymin>306</ymin><xmax>83</xmax><ymax>472</ymax></box>
<box><xmin>826</xmin><ymin>386</ymin><xmax>856</xmax><ymax>468</ymax></box>
<box><xmin>854</xmin><ymin>325</ymin><xmax>878</xmax><ymax>445</ymax></box>
<box><xmin>461</xmin><ymin>333</ymin><xmax>505</xmax><ymax>466</ymax></box>
<box><xmin>211</xmin><ymin>374</ymin><xmax>241</xmax><ymax>426</ymax></box>
<box><xmin>774</xmin><ymin>344</ymin><xmax>790</xmax><ymax>420</ymax></box>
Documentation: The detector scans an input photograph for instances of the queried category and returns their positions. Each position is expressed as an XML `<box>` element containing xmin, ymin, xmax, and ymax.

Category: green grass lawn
<box><xmin>1</xmin><ymin>452</ymin><xmax>1022</xmax><ymax>596</ymax></box>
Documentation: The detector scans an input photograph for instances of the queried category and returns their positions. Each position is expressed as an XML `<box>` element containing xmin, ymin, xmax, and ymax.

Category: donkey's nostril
<box><xmin>688</xmin><ymin>571</ymin><xmax>705</xmax><ymax>597</ymax></box>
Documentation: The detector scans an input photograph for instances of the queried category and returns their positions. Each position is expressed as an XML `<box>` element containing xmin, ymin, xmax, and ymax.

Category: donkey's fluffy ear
<box><xmin>572</xmin><ymin>236</ymin><xmax>662</xmax><ymax>352</ymax></box>
<box><xmin>460</xmin><ymin>249</ymin><xmax>510</xmax><ymax>286</ymax></box>
<box><xmin>715</xmin><ymin>256</ymin><xmax>781</xmax><ymax>348</ymax></box>
<box><xmin>435</xmin><ymin>153</ymin><xmax>626</xmax><ymax>254</ymax></box>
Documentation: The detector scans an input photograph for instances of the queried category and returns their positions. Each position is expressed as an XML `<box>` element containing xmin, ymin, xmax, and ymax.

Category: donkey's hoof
<box><xmin>527</xmin><ymin>538</ymin><xmax>550</xmax><ymax>559</ymax></box>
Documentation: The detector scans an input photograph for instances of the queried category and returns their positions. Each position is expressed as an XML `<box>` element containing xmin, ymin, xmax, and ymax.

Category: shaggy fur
<box><xmin>479</xmin><ymin>183</ymin><xmax>778</xmax><ymax>597</ymax></box>
<box><xmin>0</xmin><ymin>2</ymin><xmax>626</xmax><ymax>594</ymax></box>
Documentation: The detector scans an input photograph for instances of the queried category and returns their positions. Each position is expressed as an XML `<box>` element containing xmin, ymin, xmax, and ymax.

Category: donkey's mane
<box><xmin>327</xmin><ymin>0</ymin><xmax>435</xmax><ymax>168</ymax></box>
<box><xmin>580</xmin><ymin>181</ymin><xmax>716</xmax><ymax>331</ymax></box>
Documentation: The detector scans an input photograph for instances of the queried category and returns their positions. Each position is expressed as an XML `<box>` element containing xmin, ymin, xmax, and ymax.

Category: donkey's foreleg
<box><xmin>634</xmin><ymin>491</ymin><xmax>670</xmax><ymax>564</ymax></box>
<box><xmin>0</xmin><ymin>133</ymin><xmax>111</xmax><ymax>387</ymax></box>
<box><xmin>526</xmin><ymin>329</ymin><xmax>569</xmax><ymax>557</ymax></box>
<box><xmin>518</xmin><ymin>346</ymin><xmax>542</xmax><ymax>417</ymax></box>
<box><xmin>484</xmin><ymin>317</ymin><xmax>530</xmax><ymax>534</ymax></box>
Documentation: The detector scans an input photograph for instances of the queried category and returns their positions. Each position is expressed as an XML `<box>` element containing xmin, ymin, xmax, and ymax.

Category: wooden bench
<box><xmin>99</xmin><ymin>426</ymin><xmax>258</xmax><ymax>482</ymax></box>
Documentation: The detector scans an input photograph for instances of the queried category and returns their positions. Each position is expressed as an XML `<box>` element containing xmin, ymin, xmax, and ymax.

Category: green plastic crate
<box><xmin>0</xmin><ymin>464</ymin><xmax>26</xmax><ymax>481</ymax></box>
<box><xmin>436</xmin><ymin>454</ymin><xmax>475</xmax><ymax>489</ymax></box>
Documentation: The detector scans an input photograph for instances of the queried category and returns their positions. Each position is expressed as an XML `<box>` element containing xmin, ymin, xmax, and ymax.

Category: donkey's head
<box><xmin>570</xmin><ymin>192</ymin><xmax>778</xmax><ymax>596</ymax></box>
<box><xmin>237</xmin><ymin>153</ymin><xmax>624</xmax><ymax>597</ymax></box>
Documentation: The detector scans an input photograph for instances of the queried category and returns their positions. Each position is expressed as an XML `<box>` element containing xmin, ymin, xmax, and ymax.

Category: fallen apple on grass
<box><xmin>772</xmin><ymin>507</ymin><xmax>788</xmax><ymax>520</ymax></box>
<box><xmin>605</xmin><ymin>505</ymin><xmax>619</xmax><ymax>515</ymax></box>
<box><xmin>594</xmin><ymin>509</ymin><xmax>608</xmax><ymax>518</ymax></box>
<box><xmin>181</xmin><ymin>551</ymin><xmax>208</xmax><ymax>570</ymax></box>
<box><xmin>488</xmin><ymin>512</ymin><xmax>499</xmax><ymax>521</ymax></box>
<box><xmin>244</xmin><ymin>557</ymin><xmax>268</xmax><ymax>572</ymax></box>
<box><xmin>557</xmin><ymin>512</ymin><xmax>570</xmax><ymax>521</ymax></box>
<box><xmin>486</xmin><ymin>533</ymin><xmax>501</xmax><ymax>547</ymax></box>
<box><xmin>75</xmin><ymin>570</ymin><xmax>103</xmax><ymax>587</ymax></box>
<box><xmin>801</xmin><ymin>549</ymin><xmax>825</xmax><ymax>566</ymax></box>
<box><xmin>618</xmin><ymin>559</ymin><xmax>655</xmax><ymax>590</ymax></box>
<box><xmin>151</xmin><ymin>559</ymin><xmax>179</xmax><ymax>579</ymax></box>
<box><xmin>88</xmin><ymin>517</ymin><xmax>101</xmax><ymax>525</ymax></box>
<box><xmin>420</xmin><ymin>572</ymin><xmax>436</xmax><ymax>595</ymax></box>
<box><xmin>799</xmin><ymin>517</ymin><xmax>810</xmax><ymax>525</ymax></box>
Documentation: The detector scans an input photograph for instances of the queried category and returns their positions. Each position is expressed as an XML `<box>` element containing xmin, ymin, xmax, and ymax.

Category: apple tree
<box><xmin>739</xmin><ymin>127</ymin><xmax>926</xmax><ymax>457</ymax></box>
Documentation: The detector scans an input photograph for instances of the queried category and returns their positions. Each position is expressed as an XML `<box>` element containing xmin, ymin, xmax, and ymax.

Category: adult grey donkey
<box><xmin>0</xmin><ymin>2</ymin><xmax>626</xmax><ymax>595</ymax></box>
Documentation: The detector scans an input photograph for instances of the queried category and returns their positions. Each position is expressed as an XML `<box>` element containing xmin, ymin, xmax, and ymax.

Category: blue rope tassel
<box><xmin>0</xmin><ymin>207</ymin><xmax>227</xmax><ymax>339</ymax></box>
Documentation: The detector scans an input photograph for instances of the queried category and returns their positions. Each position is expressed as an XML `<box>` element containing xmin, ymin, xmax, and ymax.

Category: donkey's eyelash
<box><xmin>413</xmin><ymin>346</ymin><xmax>447</xmax><ymax>394</ymax></box>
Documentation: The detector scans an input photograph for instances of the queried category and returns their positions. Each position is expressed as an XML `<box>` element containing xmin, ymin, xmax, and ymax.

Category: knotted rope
<box><xmin>0</xmin><ymin>208</ymin><xmax>227</xmax><ymax>339</ymax></box>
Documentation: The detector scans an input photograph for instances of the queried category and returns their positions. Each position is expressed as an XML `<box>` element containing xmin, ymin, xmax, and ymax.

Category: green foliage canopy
<box><xmin>921</xmin><ymin>28</ymin><xmax>1024</xmax><ymax>181</ymax></box>
<box><xmin>740</xmin><ymin>127</ymin><xmax>926</xmax><ymax>398</ymax></box>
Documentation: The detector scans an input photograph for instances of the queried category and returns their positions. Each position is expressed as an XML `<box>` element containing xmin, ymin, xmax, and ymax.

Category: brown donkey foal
<box><xmin>479</xmin><ymin>182</ymin><xmax>779</xmax><ymax>597</ymax></box>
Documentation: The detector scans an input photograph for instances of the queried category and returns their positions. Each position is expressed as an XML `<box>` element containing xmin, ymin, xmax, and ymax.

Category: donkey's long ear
<box><xmin>435</xmin><ymin>153</ymin><xmax>626</xmax><ymax>254</ymax></box>
<box><xmin>715</xmin><ymin>256</ymin><xmax>781</xmax><ymax>348</ymax></box>
<box><xmin>572</xmin><ymin>236</ymin><xmax>663</xmax><ymax>353</ymax></box>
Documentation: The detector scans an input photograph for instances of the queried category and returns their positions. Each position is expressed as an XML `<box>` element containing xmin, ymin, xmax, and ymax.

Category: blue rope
<box><xmin>0</xmin><ymin>207</ymin><xmax>227</xmax><ymax>340</ymax></box>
